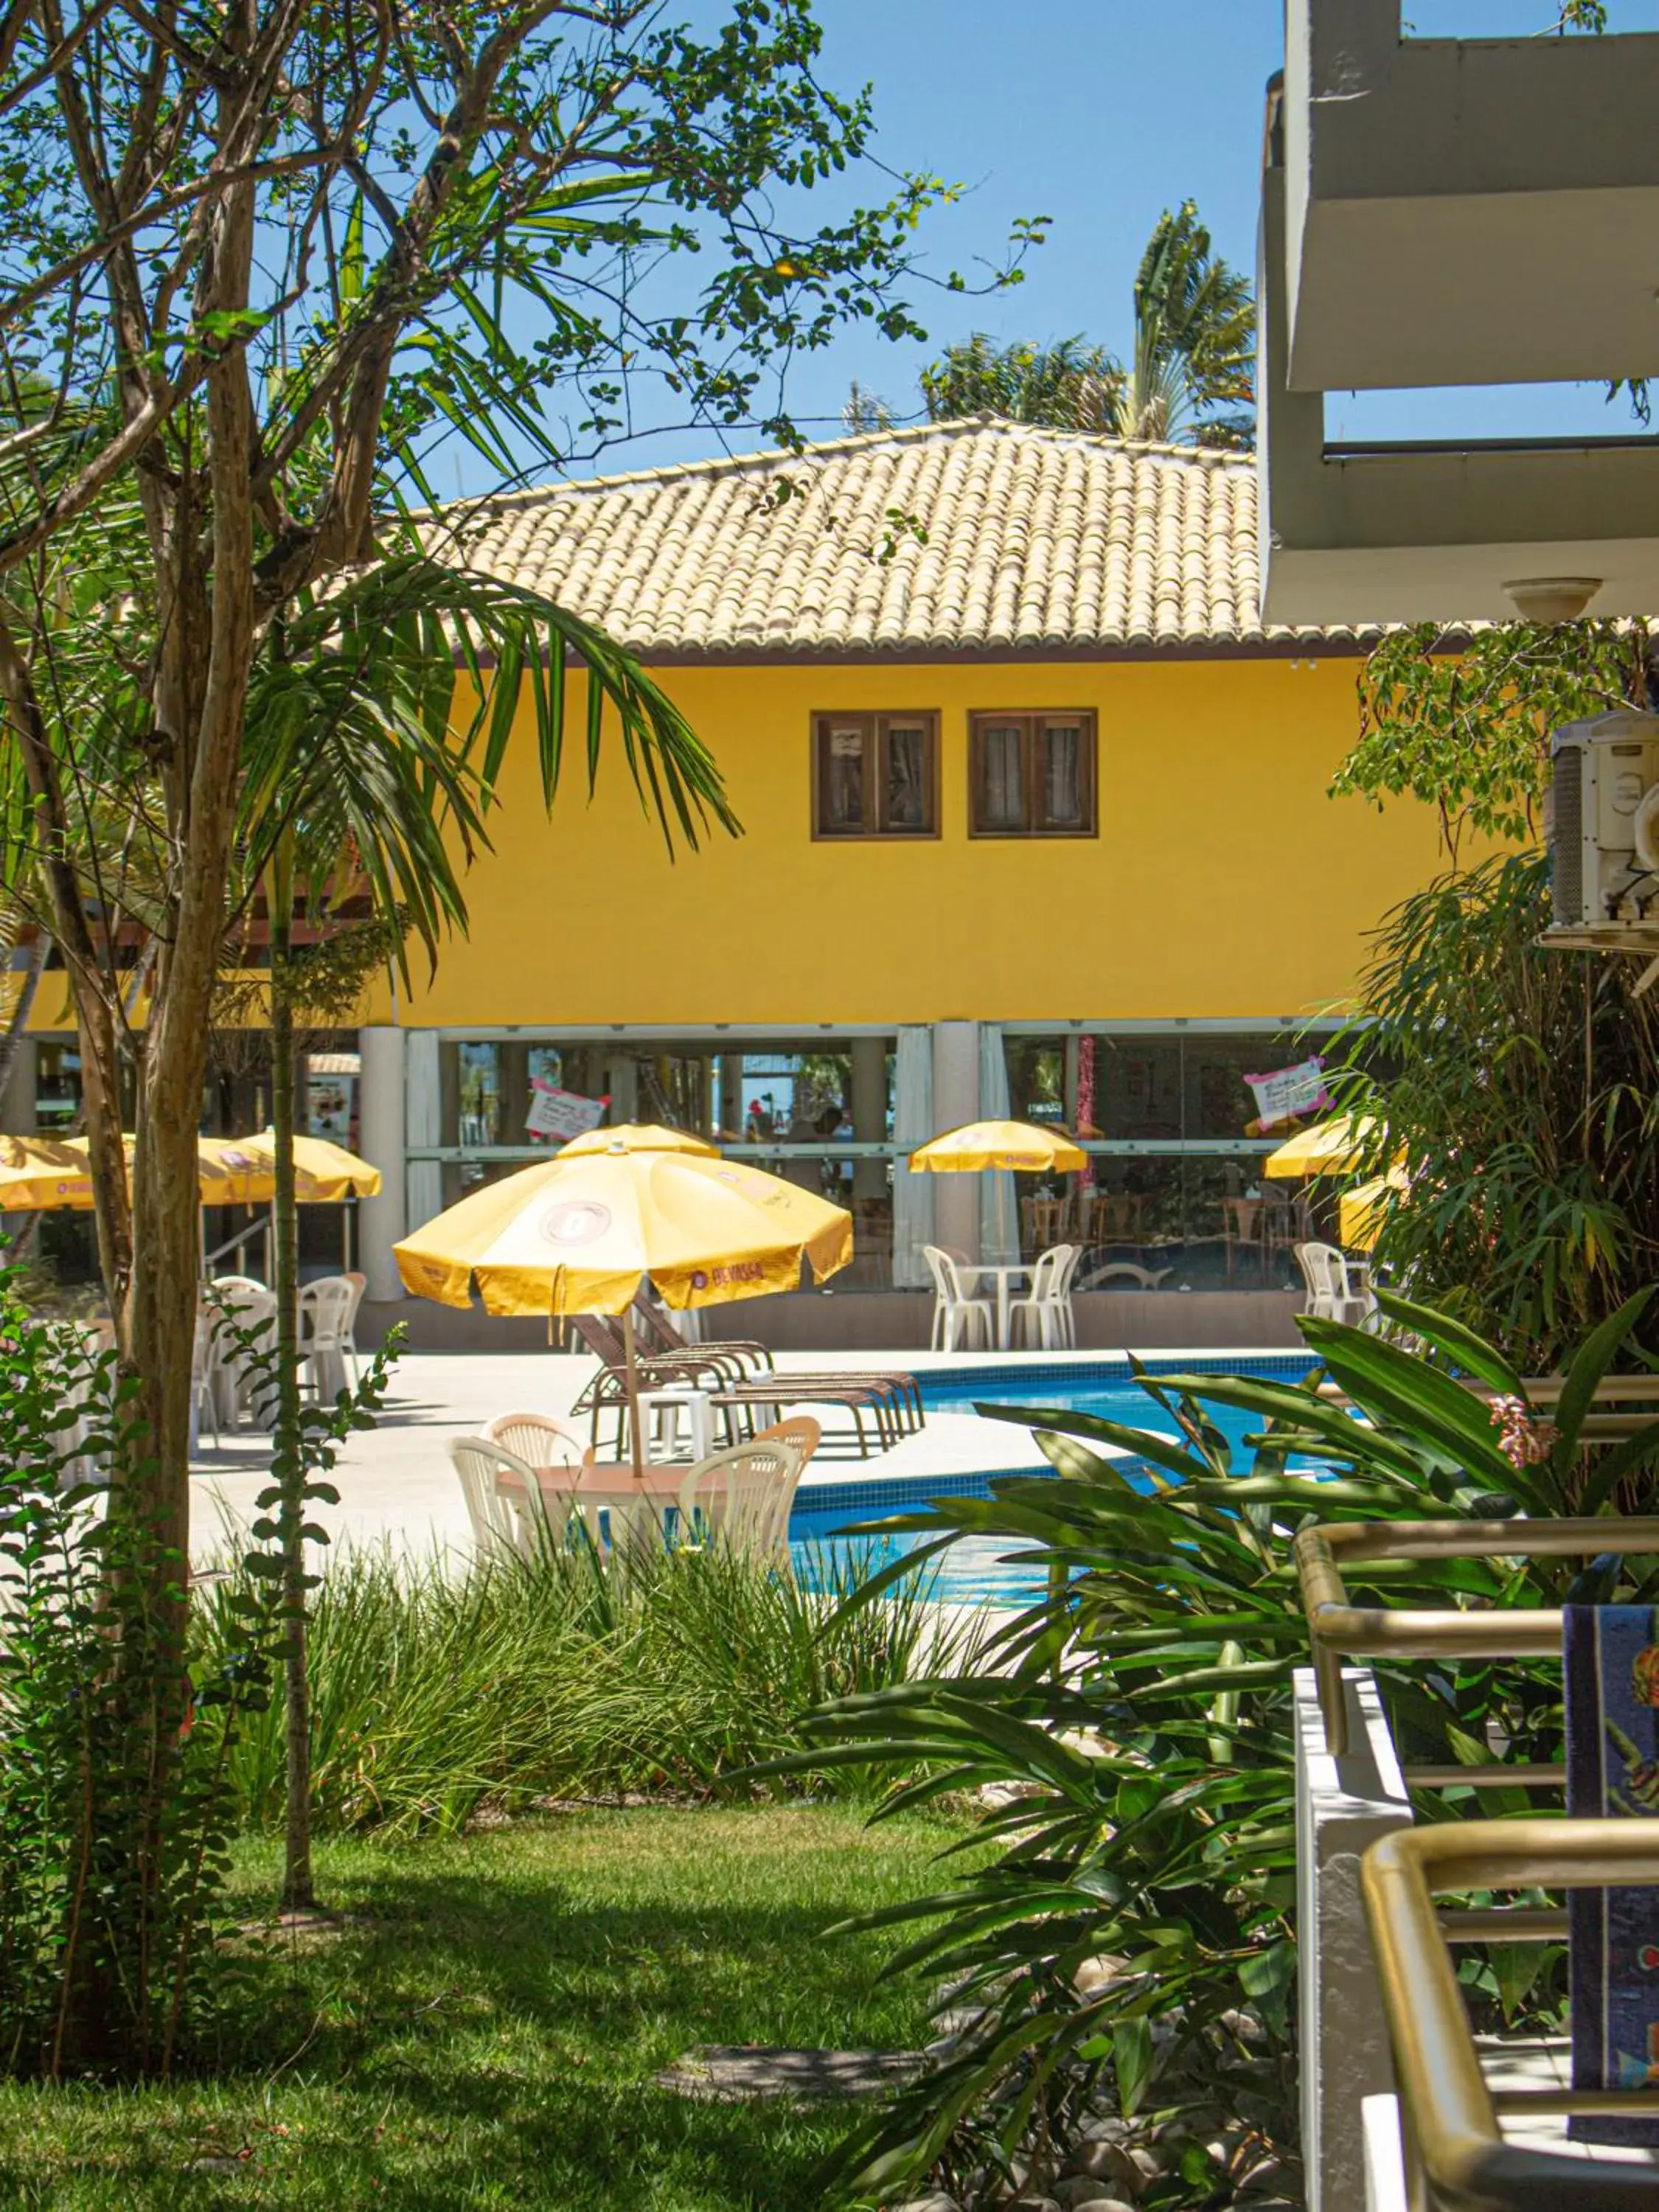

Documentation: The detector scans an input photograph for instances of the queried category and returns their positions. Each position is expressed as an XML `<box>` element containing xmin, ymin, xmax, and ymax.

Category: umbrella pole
<box><xmin>622</xmin><ymin>1304</ymin><xmax>645</xmax><ymax>1478</ymax></box>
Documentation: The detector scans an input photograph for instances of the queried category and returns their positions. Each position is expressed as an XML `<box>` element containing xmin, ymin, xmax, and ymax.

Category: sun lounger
<box><xmin>630</xmin><ymin>1292</ymin><xmax>925</xmax><ymax>1428</ymax></box>
<box><xmin>566</xmin><ymin>1310</ymin><xmax>923</xmax><ymax>1459</ymax></box>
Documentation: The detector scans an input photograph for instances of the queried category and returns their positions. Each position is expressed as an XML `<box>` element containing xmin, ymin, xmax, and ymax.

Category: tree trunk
<box><xmin>268</xmin><ymin>864</ymin><xmax>316</xmax><ymax>1912</ymax></box>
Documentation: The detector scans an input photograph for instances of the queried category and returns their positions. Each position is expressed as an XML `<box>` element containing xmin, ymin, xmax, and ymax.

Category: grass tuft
<box><xmin>199</xmin><ymin>1537</ymin><xmax>980</xmax><ymax>1835</ymax></box>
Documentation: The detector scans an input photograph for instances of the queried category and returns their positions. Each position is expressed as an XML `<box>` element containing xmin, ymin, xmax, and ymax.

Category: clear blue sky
<box><xmin>449</xmin><ymin>0</ymin><xmax>1659</xmax><ymax>491</ymax></box>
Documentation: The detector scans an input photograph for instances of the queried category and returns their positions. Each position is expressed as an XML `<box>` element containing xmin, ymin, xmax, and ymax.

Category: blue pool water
<box><xmin>784</xmin><ymin>1354</ymin><xmax>1329</xmax><ymax>1606</ymax></box>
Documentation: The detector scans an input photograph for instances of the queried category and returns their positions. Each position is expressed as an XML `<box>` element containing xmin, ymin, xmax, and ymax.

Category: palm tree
<box><xmin>921</xmin><ymin>201</ymin><xmax>1253</xmax><ymax>448</ymax></box>
<box><xmin>1116</xmin><ymin>201</ymin><xmax>1253</xmax><ymax>446</ymax></box>
<box><xmin>231</xmin><ymin>550</ymin><xmax>737</xmax><ymax>1914</ymax></box>
<box><xmin>920</xmin><ymin>333</ymin><xmax>1124</xmax><ymax>434</ymax></box>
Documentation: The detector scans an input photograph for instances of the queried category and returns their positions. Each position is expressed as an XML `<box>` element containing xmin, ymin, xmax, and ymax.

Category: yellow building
<box><xmin>7</xmin><ymin>420</ymin><xmax>1458</xmax><ymax>1340</ymax></box>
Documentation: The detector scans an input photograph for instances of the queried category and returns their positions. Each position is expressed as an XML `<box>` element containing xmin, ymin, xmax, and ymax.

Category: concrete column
<box><xmin>931</xmin><ymin>1020</ymin><xmax>980</xmax><ymax>1258</ymax></box>
<box><xmin>851</xmin><ymin>1036</ymin><xmax>887</xmax><ymax>1200</ymax></box>
<box><xmin>405</xmin><ymin>1031</ymin><xmax>442</xmax><ymax>1239</ymax></box>
<box><xmin>0</xmin><ymin>1034</ymin><xmax>36</xmax><ymax>1132</ymax></box>
<box><xmin>357</xmin><ymin>1026</ymin><xmax>407</xmax><ymax>1303</ymax></box>
<box><xmin>1295</xmin><ymin>1665</ymin><xmax>1411</xmax><ymax>2212</ymax></box>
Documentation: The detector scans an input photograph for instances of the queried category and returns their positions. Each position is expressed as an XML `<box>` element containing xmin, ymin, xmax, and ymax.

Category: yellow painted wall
<box><xmin>352</xmin><ymin>656</ymin><xmax>1457</xmax><ymax>1029</ymax></box>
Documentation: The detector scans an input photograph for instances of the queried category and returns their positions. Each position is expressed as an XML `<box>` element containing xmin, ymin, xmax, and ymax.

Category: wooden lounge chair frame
<box><xmin>631</xmin><ymin>1292</ymin><xmax>926</xmax><ymax>1433</ymax></box>
<box><xmin>566</xmin><ymin>1310</ymin><xmax>924</xmax><ymax>1460</ymax></box>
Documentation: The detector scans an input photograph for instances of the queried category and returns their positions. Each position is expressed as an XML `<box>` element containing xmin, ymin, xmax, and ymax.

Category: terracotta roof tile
<box><xmin>434</xmin><ymin>417</ymin><xmax>1366</xmax><ymax>654</ymax></box>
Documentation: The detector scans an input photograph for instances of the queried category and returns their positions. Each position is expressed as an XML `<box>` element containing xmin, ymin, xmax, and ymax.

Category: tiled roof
<box><xmin>432</xmin><ymin>418</ymin><xmax>1363</xmax><ymax>656</ymax></box>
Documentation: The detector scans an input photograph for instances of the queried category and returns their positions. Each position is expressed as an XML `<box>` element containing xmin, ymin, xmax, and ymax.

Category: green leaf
<box><xmin>1551</xmin><ymin>1287</ymin><xmax>1656</xmax><ymax>1470</ymax></box>
<box><xmin>1113</xmin><ymin>2016</ymin><xmax>1154</xmax><ymax>2117</ymax></box>
<box><xmin>1372</xmin><ymin>1289</ymin><xmax>1525</xmax><ymax>1397</ymax></box>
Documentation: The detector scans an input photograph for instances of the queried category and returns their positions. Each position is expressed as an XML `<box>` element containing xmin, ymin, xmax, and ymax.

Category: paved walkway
<box><xmin>186</xmin><ymin>1343</ymin><xmax>1274</xmax><ymax>1568</ymax></box>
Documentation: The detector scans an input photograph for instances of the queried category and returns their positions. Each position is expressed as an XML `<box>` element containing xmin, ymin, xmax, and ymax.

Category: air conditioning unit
<box><xmin>1547</xmin><ymin>709</ymin><xmax>1659</xmax><ymax>931</ymax></box>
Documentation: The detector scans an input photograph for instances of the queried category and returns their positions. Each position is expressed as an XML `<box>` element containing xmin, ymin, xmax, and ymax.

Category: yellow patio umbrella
<box><xmin>908</xmin><ymin>1119</ymin><xmax>1087</xmax><ymax>1175</ymax></box>
<box><xmin>0</xmin><ymin>1130</ymin><xmax>379</xmax><ymax>1212</ymax></box>
<box><xmin>0</xmin><ymin>1132</ymin><xmax>265</xmax><ymax>1209</ymax></box>
<box><xmin>223</xmin><ymin>1130</ymin><xmax>383</xmax><ymax>1203</ymax></box>
<box><xmin>1264</xmin><ymin>1113</ymin><xmax>1385</xmax><ymax>1180</ymax></box>
<box><xmin>393</xmin><ymin>1139</ymin><xmax>852</xmax><ymax>1471</ymax></box>
<box><xmin>1339</xmin><ymin>1166</ymin><xmax>1411</xmax><ymax>1253</ymax></box>
<box><xmin>557</xmin><ymin>1121</ymin><xmax>716</xmax><ymax>1158</ymax></box>
<box><xmin>0</xmin><ymin>1133</ymin><xmax>97</xmax><ymax>1210</ymax></box>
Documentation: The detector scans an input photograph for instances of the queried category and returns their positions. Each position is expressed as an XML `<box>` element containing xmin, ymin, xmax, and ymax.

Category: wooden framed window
<box><xmin>969</xmin><ymin>711</ymin><xmax>1097</xmax><ymax>837</ymax></box>
<box><xmin>812</xmin><ymin>712</ymin><xmax>939</xmax><ymax>839</ymax></box>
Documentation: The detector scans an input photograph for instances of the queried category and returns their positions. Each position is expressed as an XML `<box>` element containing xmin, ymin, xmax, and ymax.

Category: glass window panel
<box><xmin>456</xmin><ymin>1043</ymin><xmax>499</xmax><ymax>1147</ymax></box>
<box><xmin>884</xmin><ymin>723</ymin><xmax>928</xmax><ymax>829</ymax></box>
<box><xmin>819</xmin><ymin>723</ymin><xmax>866</xmax><ymax>832</ymax></box>
<box><xmin>1004</xmin><ymin>1036</ymin><xmax>1063</xmax><ymax>1122</ymax></box>
<box><xmin>1043</xmin><ymin>723</ymin><xmax>1083</xmax><ymax>826</ymax></box>
<box><xmin>978</xmin><ymin>723</ymin><xmax>1026</xmax><ymax>829</ymax></box>
<box><xmin>1187</xmin><ymin>1032</ymin><xmax>1314</xmax><ymax>1137</ymax></box>
<box><xmin>35</xmin><ymin>1041</ymin><xmax>82</xmax><ymax>1126</ymax></box>
<box><xmin>1093</xmin><ymin>1035</ymin><xmax>1183</xmax><ymax>1141</ymax></box>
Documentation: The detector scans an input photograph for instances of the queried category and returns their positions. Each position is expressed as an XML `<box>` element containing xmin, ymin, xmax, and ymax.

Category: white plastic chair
<box><xmin>207</xmin><ymin>1283</ymin><xmax>277</xmax><ymax>1430</ymax></box>
<box><xmin>340</xmin><ymin>1270</ymin><xmax>366</xmax><ymax>1382</ymax></box>
<box><xmin>748</xmin><ymin>1413</ymin><xmax>821</xmax><ymax>1476</ymax></box>
<box><xmin>189</xmin><ymin>1313</ymin><xmax>219</xmax><ymax>1453</ymax></box>
<box><xmin>1051</xmin><ymin>1242</ymin><xmax>1082</xmax><ymax>1346</ymax></box>
<box><xmin>485</xmin><ymin>1411</ymin><xmax>592</xmax><ymax>1474</ymax></box>
<box><xmin>299</xmin><ymin>1276</ymin><xmax>358</xmax><ymax>1401</ymax></box>
<box><xmin>1294</xmin><ymin>1242</ymin><xmax>1372</xmax><ymax>1327</ymax></box>
<box><xmin>923</xmin><ymin>1244</ymin><xmax>992</xmax><ymax>1352</ymax></box>
<box><xmin>1081</xmin><ymin>1260</ymin><xmax>1173</xmax><ymax>1290</ymax></box>
<box><xmin>449</xmin><ymin>1434</ymin><xmax>591</xmax><ymax>1560</ymax></box>
<box><xmin>1009</xmin><ymin>1244</ymin><xmax>1079</xmax><ymax>1351</ymax></box>
<box><xmin>675</xmin><ymin>1436</ymin><xmax>806</xmax><ymax>1566</ymax></box>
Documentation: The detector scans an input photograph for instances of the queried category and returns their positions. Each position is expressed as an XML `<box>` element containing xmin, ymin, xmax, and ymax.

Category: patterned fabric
<box><xmin>1564</xmin><ymin>1603</ymin><xmax>1659</xmax><ymax>2144</ymax></box>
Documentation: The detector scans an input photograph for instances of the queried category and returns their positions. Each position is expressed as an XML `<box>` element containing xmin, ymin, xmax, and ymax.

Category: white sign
<box><xmin>525</xmin><ymin>1080</ymin><xmax>607</xmax><ymax>1142</ymax></box>
<box><xmin>307</xmin><ymin>1071</ymin><xmax>355</xmax><ymax>1142</ymax></box>
<box><xmin>1243</xmin><ymin>1057</ymin><xmax>1331</xmax><ymax>1130</ymax></box>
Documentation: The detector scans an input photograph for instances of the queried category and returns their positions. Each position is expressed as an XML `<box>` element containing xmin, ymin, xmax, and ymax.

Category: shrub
<box><xmin>200</xmin><ymin>1534</ymin><xmax>973</xmax><ymax>1835</ymax></box>
<box><xmin>1329</xmin><ymin>852</ymin><xmax>1659</xmax><ymax>1368</ymax></box>
<box><xmin>787</xmin><ymin>1294</ymin><xmax>1659</xmax><ymax>2209</ymax></box>
<box><xmin>0</xmin><ymin>1266</ymin><xmax>274</xmax><ymax>2076</ymax></box>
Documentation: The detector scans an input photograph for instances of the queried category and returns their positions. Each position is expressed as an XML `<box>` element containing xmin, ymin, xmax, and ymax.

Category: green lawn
<box><xmin>0</xmin><ymin>1804</ymin><xmax>967</xmax><ymax>2211</ymax></box>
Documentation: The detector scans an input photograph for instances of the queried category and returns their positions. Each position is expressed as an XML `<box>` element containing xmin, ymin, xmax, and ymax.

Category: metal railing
<box><xmin>1293</xmin><ymin>1516</ymin><xmax>1659</xmax><ymax>2206</ymax></box>
<box><xmin>1292</xmin><ymin>1516</ymin><xmax>1659</xmax><ymax>1758</ymax></box>
<box><xmin>1364</xmin><ymin>1821</ymin><xmax>1659</xmax><ymax>2209</ymax></box>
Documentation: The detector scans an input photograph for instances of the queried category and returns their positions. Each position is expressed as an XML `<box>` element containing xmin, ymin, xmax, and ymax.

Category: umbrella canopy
<box><xmin>394</xmin><ymin>1142</ymin><xmax>852</xmax><ymax>1318</ymax></box>
<box><xmin>557</xmin><ymin>1121</ymin><xmax>716</xmax><ymax>1158</ymax></box>
<box><xmin>0</xmin><ymin>1133</ymin><xmax>95</xmax><ymax>1210</ymax></box>
<box><xmin>226</xmin><ymin>1130</ymin><xmax>383</xmax><ymax>1202</ymax></box>
<box><xmin>1339</xmin><ymin>1166</ymin><xmax>1411</xmax><ymax>1253</ymax></box>
<box><xmin>908</xmin><ymin>1119</ymin><xmax>1087</xmax><ymax>1175</ymax></box>
<box><xmin>0</xmin><ymin>1130</ymin><xmax>380</xmax><ymax>1211</ymax></box>
<box><xmin>1263</xmin><ymin>1113</ymin><xmax>1385</xmax><ymax>1180</ymax></box>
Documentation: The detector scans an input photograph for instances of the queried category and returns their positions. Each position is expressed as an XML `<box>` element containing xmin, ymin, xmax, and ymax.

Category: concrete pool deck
<box><xmin>187</xmin><ymin>1345</ymin><xmax>1292</xmax><ymax>1567</ymax></box>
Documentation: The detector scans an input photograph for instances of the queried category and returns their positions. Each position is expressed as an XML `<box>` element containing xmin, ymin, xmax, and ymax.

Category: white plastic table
<box><xmin>636</xmin><ymin>1385</ymin><xmax>715</xmax><ymax>1463</ymax></box>
<box><xmin>964</xmin><ymin>1262</ymin><xmax>1032</xmax><ymax>1351</ymax></box>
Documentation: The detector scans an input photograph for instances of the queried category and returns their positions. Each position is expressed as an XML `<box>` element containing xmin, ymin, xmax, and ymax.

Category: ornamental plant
<box><xmin>785</xmin><ymin>1290</ymin><xmax>1659</xmax><ymax>2208</ymax></box>
<box><xmin>0</xmin><ymin>1262</ymin><xmax>399</xmax><ymax>2075</ymax></box>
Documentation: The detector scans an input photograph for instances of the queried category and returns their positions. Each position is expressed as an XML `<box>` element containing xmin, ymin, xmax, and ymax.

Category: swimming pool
<box><xmin>785</xmin><ymin>1353</ymin><xmax>1329</xmax><ymax>1605</ymax></box>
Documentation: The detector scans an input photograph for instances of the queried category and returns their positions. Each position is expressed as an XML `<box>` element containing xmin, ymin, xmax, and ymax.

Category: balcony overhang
<box><xmin>1259</xmin><ymin>159</ymin><xmax>1659</xmax><ymax>625</ymax></box>
<box><xmin>1281</xmin><ymin>1</ymin><xmax>1659</xmax><ymax>393</ymax></box>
